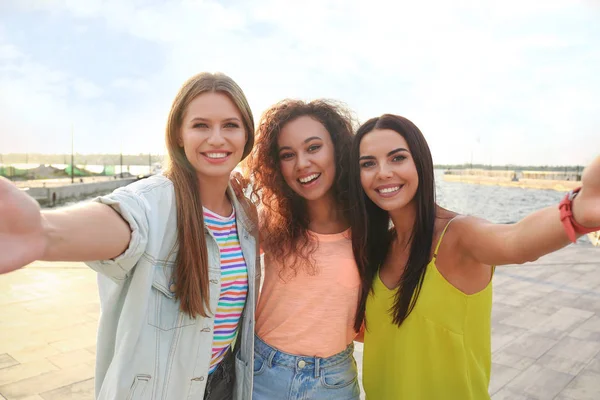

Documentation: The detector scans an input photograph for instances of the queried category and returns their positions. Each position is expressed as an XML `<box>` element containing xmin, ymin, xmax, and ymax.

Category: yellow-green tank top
<box><xmin>363</xmin><ymin>219</ymin><xmax>494</xmax><ymax>400</ymax></box>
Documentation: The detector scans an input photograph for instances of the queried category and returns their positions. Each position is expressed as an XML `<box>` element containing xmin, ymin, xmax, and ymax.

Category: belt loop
<box><xmin>267</xmin><ymin>348</ymin><xmax>276</xmax><ymax>368</ymax></box>
<box><xmin>314</xmin><ymin>357</ymin><xmax>320</xmax><ymax>378</ymax></box>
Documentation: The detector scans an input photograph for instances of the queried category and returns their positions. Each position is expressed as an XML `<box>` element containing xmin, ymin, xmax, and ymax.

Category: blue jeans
<box><xmin>252</xmin><ymin>335</ymin><xmax>360</xmax><ymax>400</ymax></box>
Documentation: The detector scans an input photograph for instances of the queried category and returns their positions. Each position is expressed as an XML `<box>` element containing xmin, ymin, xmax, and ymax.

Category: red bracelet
<box><xmin>559</xmin><ymin>187</ymin><xmax>600</xmax><ymax>243</ymax></box>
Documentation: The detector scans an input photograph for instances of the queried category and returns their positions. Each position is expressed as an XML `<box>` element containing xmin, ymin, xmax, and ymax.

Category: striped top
<box><xmin>203</xmin><ymin>208</ymin><xmax>248</xmax><ymax>374</ymax></box>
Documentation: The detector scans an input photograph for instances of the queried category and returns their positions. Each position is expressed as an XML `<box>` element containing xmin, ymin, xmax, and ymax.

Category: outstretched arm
<box><xmin>455</xmin><ymin>156</ymin><xmax>600</xmax><ymax>266</ymax></box>
<box><xmin>0</xmin><ymin>177</ymin><xmax>131</xmax><ymax>274</ymax></box>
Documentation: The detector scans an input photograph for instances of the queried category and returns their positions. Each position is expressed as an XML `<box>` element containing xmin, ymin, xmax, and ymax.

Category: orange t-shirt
<box><xmin>255</xmin><ymin>229</ymin><xmax>361</xmax><ymax>357</ymax></box>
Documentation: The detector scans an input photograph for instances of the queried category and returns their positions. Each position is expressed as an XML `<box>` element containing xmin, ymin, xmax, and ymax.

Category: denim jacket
<box><xmin>86</xmin><ymin>174</ymin><xmax>260</xmax><ymax>399</ymax></box>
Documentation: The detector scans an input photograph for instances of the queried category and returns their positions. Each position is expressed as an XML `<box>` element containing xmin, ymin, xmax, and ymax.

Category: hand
<box><xmin>574</xmin><ymin>156</ymin><xmax>600</xmax><ymax>228</ymax></box>
<box><xmin>230</xmin><ymin>171</ymin><xmax>250</xmax><ymax>198</ymax></box>
<box><xmin>0</xmin><ymin>177</ymin><xmax>47</xmax><ymax>273</ymax></box>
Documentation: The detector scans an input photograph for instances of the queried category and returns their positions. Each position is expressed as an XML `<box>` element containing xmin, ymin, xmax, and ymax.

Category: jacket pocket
<box><xmin>234</xmin><ymin>352</ymin><xmax>252</xmax><ymax>400</ymax></box>
<box><xmin>126</xmin><ymin>374</ymin><xmax>151</xmax><ymax>400</ymax></box>
<box><xmin>148</xmin><ymin>277</ymin><xmax>196</xmax><ymax>331</ymax></box>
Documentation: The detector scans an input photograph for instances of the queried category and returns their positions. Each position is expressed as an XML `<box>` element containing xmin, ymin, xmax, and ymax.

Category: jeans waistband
<box><xmin>254</xmin><ymin>334</ymin><xmax>354</xmax><ymax>373</ymax></box>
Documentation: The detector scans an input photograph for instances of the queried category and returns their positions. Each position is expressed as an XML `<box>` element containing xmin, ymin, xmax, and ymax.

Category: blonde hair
<box><xmin>164</xmin><ymin>72</ymin><xmax>255</xmax><ymax>317</ymax></box>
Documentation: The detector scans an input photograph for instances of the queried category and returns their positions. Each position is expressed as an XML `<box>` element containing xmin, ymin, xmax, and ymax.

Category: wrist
<box><xmin>559</xmin><ymin>187</ymin><xmax>600</xmax><ymax>243</ymax></box>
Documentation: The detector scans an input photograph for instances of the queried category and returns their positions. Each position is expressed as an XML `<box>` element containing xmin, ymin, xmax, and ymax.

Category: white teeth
<box><xmin>206</xmin><ymin>152</ymin><xmax>228</xmax><ymax>159</ymax></box>
<box><xmin>379</xmin><ymin>186</ymin><xmax>400</xmax><ymax>194</ymax></box>
<box><xmin>299</xmin><ymin>173</ymin><xmax>320</xmax><ymax>183</ymax></box>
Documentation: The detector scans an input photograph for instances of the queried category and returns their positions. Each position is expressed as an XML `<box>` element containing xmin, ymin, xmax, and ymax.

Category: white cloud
<box><xmin>0</xmin><ymin>43</ymin><xmax>24</xmax><ymax>61</ymax></box>
<box><xmin>111</xmin><ymin>77</ymin><xmax>151</xmax><ymax>93</ymax></box>
<box><xmin>72</xmin><ymin>78</ymin><xmax>104</xmax><ymax>99</ymax></box>
<box><xmin>1</xmin><ymin>0</ymin><xmax>599</xmax><ymax>165</ymax></box>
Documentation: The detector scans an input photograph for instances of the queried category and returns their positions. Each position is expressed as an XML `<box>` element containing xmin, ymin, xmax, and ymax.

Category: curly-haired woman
<box><xmin>245</xmin><ymin>99</ymin><xmax>362</xmax><ymax>400</ymax></box>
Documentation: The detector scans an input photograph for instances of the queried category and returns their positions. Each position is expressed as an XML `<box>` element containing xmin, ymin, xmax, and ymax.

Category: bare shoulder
<box><xmin>430</xmin><ymin>208</ymin><xmax>460</xmax><ymax>255</ymax></box>
<box><xmin>432</xmin><ymin>208</ymin><xmax>492</xmax><ymax>258</ymax></box>
<box><xmin>432</xmin><ymin>207</ymin><xmax>461</xmax><ymax>239</ymax></box>
<box><xmin>434</xmin><ymin>208</ymin><xmax>494</xmax><ymax>293</ymax></box>
<box><xmin>444</xmin><ymin>213</ymin><xmax>493</xmax><ymax>238</ymax></box>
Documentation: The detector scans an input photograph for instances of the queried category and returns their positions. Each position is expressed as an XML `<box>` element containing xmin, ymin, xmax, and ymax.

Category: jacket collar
<box><xmin>227</xmin><ymin>184</ymin><xmax>256</xmax><ymax>235</ymax></box>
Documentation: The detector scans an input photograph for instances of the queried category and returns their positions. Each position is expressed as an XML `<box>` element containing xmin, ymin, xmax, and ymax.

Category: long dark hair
<box><xmin>246</xmin><ymin>99</ymin><xmax>355</xmax><ymax>276</ymax></box>
<box><xmin>350</xmin><ymin>114</ymin><xmax>436</xmax><ymax>331</ymax></box>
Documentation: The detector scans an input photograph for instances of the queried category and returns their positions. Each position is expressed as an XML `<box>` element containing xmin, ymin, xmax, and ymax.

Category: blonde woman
<box><xmin>0</xmin><ymin>73</ymin><xmax>260</xmax><ymax>400</ymax></box>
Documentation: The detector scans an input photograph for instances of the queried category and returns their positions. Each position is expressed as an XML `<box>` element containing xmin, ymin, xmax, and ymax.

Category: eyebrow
<box><xmin>359</xmin><ymin>147</ymin><xmax>409</xmax><ymax>161</ymax></box>
<box><xmin>278</xmin><ymin>136</ymin><xmax>323</xmax><ymax>152</ymax></box>
<box><xmin>189</xmin><ymin>117</ymin><xmax>242</xmax><ymax>123</ymax></box>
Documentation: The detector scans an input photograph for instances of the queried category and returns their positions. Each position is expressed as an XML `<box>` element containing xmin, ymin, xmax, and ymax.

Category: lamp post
<box><xmin>120</xmin><ymin>140</ymin><xmax>123</xmax><ymax>179</ymax></box>
<box><xmin>71</xmin><ymin>124</ymin><xmax>74</xmax><ymax>184</ymax></box>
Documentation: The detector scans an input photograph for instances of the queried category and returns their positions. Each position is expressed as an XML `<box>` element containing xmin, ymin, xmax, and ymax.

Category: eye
<box><xmin>279</xmin><ymin>152</ymin><xmax>294</xmax><ymax>161</ymax></box>
<box><xmin>392</xmin><ymin>154</ymin><xmax>407</xmax><ymax>162</ymax></box>
<box><xmin>360</xmin><ymin>161</ymin><xmax>375</xmax><ymax>169</ymax></box>
<box><xmin>307</xmin><ymin>144</ymin><xmax>321</xmax><ymax>152</ymax></box>
<box><xmin>193</xmin><ymin>123</ymin><xmax>208</xmax><ymax>129</ymax></box>
<box><xmin>224</xmin><ymin>122</ymin><xmax>240</xmax><ymax>128</ymax></box>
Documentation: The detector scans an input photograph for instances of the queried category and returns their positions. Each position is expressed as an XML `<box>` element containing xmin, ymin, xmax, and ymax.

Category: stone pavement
<box><xmin>1</xmin><ymin>246</ymin><xmax>599</xmax><ymax>399</ymax></box>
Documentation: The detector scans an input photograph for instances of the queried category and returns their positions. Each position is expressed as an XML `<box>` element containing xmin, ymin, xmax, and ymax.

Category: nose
<box><xmin>376</xmin><ymin>164</ymin><xmax>393</xmax><ymax>180</ymax></box>
<box><xmin>296</xmin><ymin>152</ymin><xmax>311</xmax><ymax>171</ymax></box>
<box><xmin>206</xmin><ymin>128</ymin><xmax>226</xmax><ymax>146</ymax></box>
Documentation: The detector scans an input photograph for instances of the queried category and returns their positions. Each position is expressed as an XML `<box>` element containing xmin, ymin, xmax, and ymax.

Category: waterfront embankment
<box><xmin>443</xmin><ymin>169</ymin><xmax>581</xmax><ymax>192</ymax></box>
<box><xmin>18</xmin><ymin>177</ymin><xmax>137</xmax><ymax>207</ymax></box>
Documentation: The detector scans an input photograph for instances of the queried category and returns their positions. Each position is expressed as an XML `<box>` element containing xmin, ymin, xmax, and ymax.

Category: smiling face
<box><xmin>358</xmin><ymin>128</ymin><xmax>419</xmax><ymax>211</ymax></box>
<box><xmin>179</xmin><ymin>92</ymin><xmax>247</xmax><ymax>182</ymax></box>
<box><xmin>277</xmin><ymin>115</ymin><xmax>337</xmax><ymax>201</ymax></box>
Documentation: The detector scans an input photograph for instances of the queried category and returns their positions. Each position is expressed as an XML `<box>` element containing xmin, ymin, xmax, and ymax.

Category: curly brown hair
<box><xmin>245</xmin><ymin>99</ymin><xmax>355</xmax><ymax>277</ymax></box>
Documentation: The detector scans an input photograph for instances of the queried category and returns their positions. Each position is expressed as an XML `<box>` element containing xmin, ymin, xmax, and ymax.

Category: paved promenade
<box><xmin>1</xmin><ymin>246</ymin><xmax>599</xmax><ymax>399</ymax></box>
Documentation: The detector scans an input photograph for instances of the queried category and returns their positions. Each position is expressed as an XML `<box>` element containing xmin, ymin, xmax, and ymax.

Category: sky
<box><xmin>0</xmin><ymin>0</ymin><xmax>599</xmax><ymax>166</ymax></box>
